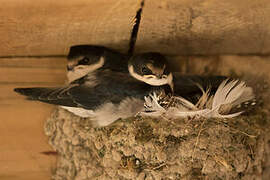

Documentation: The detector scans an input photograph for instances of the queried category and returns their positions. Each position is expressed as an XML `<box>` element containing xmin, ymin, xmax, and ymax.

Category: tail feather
<box><xmin>14</xmin><ymin>88</ymin><xmax>54</xmax><ymax>100</ymax></box>
<box><xmin>14</xmin><ymin>87</ymin><xmax>78</xmax><ymax>107</ymax></box>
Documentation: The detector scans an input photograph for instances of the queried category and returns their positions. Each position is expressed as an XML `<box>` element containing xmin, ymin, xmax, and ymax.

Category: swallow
<box><xmin>128</xmin><ymin>52</ymin><xmax>174</xmax><ymax>92</ymax></box>
<box><xmin>66</xmin><ymin>45</ymin><xmax>128</xmax><ymax>82</ymax></box>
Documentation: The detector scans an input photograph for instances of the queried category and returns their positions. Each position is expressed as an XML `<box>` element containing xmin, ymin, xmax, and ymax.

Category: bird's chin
<box><xmin>145</xmin><ymin>73</ymin><xmax>174</xmax><ymax>92</ymax></box>
<box><xmin>145</xmin><ymin>73</ymin><xmax>173</xmax><ymax>87</ymax></box>
<box><xmin>144</xmin><ymin>78</ymin><xmax>170</xmax><ymax>86</ymax></box>
<box><xmin>141</xmin><ymin>74</ymin><xmax>171</xmax><ymax>86</ymax></box>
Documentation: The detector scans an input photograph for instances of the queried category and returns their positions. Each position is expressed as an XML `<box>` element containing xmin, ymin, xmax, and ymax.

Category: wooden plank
<box><xmin>136</xmin><ymin>0</ymin><xmax>270</xmax><ymax>55</ymax></box>
<box><xmin>0</xmin><ymin>58</ymin><xmax>66</xmax><ymax>84</ymax></box>
<box><xmin>0</xmin><ymin>0</ymin><xmax>139</xmax><ymax>56</ymax></box>
<box><xmin>0</xmin><ymin>58</ymin><xmax>66</xmax><ymax>68</ymax></box>
<box><xmin>0</xmin><ymin>67</ymin><xmax>65</xmax><ymax>84</ymax></box>
<box><xmin>0</xmin><ymin>58</ymin><xmax>66</xmax><ymax>179</ymax></box>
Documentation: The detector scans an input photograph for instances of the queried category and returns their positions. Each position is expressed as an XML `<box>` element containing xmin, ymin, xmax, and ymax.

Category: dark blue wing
<box><xmin>14</xmin><ymin>70</ymin><xmax>153</xmax><ymax>109</ymax></box>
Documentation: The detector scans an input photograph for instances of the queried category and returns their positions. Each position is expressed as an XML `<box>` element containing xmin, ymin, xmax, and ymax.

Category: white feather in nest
<box><xmin>142</xmin><ymin>79</ymin><xmax>255</xmax><ymax>119</ymax></box>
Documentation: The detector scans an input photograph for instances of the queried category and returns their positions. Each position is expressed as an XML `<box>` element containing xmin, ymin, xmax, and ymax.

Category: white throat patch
<box><xmin>67</xmin><ymin>56</ymin><xmax>105</xmax><ymax>82</ymax></box>
<box><xmin>128</xmin><ymin>65</ymin><xmax>173</xmax><ymax>87</ymax></box>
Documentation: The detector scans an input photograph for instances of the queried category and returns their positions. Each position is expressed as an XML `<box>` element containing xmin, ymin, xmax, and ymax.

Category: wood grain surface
<box><xmin>135</xmin><ymin>0</ymin><xmax>270</xmax><ymax>55</ymax></box>
<box><xmin>1</xmin><ymin>0</ymin><xmax>270</xmax><ymax>56</ymax></box>
<box><xmin>0</xmin><ymin>0</ymin><xmax>139</xmax><ymax>56</ymax></box>
<box><xmin>0</xmin><ymin>57</ymin><xmax>66</xmax><ymax>179</ymax></box>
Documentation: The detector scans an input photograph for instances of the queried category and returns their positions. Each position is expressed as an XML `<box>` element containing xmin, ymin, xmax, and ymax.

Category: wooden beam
<box><xmin>0</xmin><ymin>0</ymin><xmax>139</xmax><ymax>56</ymax></box>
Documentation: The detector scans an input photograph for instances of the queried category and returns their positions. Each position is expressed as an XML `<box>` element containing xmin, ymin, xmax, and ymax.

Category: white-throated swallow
<box><xmin>66</xmin><ymin>45</ymin><xmax>128</xmax><ymax>82</ymax></box>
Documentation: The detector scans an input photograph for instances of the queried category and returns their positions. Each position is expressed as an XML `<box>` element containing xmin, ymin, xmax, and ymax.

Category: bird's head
<box><xmin>128</xmin><ymin>52</ymin><xmax>174</xmax><ymax>92</ymax></box>
<box><xmin>66</xmin><ymin>45</ymin><xmax>105</xmax><ymax>82</ymax></box>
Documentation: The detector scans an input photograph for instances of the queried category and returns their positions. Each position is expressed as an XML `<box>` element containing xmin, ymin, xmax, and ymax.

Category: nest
<box><xmin>45</xmin><ymin>106</ymin><xmax>268</xmax><ymax>180</ymax></box>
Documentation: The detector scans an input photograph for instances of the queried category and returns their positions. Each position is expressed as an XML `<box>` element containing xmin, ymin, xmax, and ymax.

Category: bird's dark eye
<box><xmin>141</xmin><ymin>66</ymin><xmax>152</xmax><ymax>75</ymax></box>
<box><xmin>78</xmin><ymin>57</ymin><xmax>90</xmax><ymax>65</ymax></box>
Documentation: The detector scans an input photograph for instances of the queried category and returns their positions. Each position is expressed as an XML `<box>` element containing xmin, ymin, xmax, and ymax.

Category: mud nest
<box><xmin>44</xmin><ymin>105</ymin><xmax>269</xmax><ymax>180</ymax></box>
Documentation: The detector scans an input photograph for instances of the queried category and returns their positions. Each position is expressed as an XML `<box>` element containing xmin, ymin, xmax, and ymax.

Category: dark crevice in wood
<box><xmin>163</xmin><ymin>53</ymin><xmax>270</xmax><ymax>57</ymax></box>
<box><xmin>0</xmin><ymin>65</ymin><xmax>64</xmax><ymax>69</ymax></box>
<box><xmin>127</xmin><ymin>0</ymin><xmax>145</xmax><ymax>57</ymax></box>
<box><xmin>0</xmin><ymin>82</ymin><xmax>63</xmax><ymax>85</ymax></box>
<box><xmin>0</xmin><ymin>55</ymin><xmax>66</xmax><ymax>59</ymax></box>
<box><xmin>1</xmin><ymin>53</ymin><xmax>270</xmax><ymax>59</ymax></box>
<box><xmin>40</xmin><ymin>151</ymin><xmax>59</xmax><ymax>156</ymax></box>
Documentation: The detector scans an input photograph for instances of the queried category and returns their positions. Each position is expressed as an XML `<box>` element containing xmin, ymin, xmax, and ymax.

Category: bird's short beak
<box><xmin>67</xmin><ymin>65</ymin><xmax>74</xmax><ymax>71</ymax></box>
<box><xmin>156</xmin><ymin>74</ymin><xmax>163</xmax><ymax>79</ymax></box>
